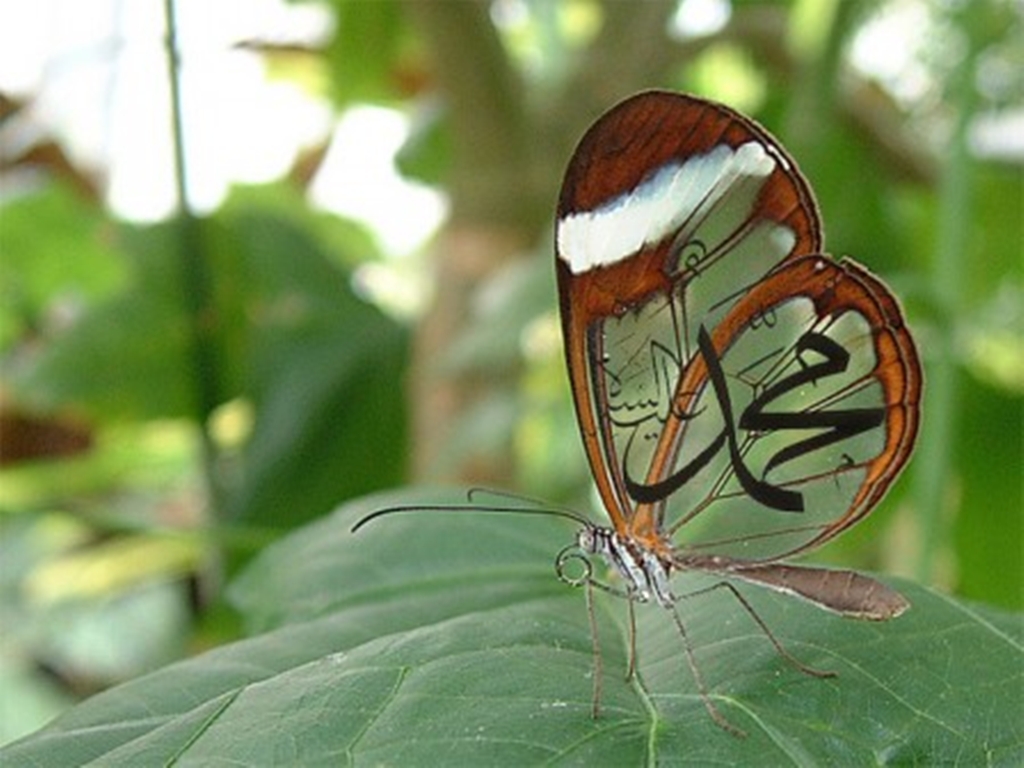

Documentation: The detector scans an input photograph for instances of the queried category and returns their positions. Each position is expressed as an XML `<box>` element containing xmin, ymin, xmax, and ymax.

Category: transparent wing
<box><xmin>615</xmin><ymin>255</ymin><xmax>921</xmax><ymax>559</ymax></box>
<box><xmin>556</xmin><ymin>91</ymin><xmax>822</xmax><ymax>537</ymax></box>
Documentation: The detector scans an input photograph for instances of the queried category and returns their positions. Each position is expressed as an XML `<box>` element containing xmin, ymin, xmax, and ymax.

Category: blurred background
<box><xmin>0</xmin><ymin>0</ymin><xmax>1020</xmax><ymax>745</ymax></box>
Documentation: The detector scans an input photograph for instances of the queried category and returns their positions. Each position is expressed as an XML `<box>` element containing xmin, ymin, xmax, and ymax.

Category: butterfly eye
<box><xmin>576</xmin><ymin>526</ymin><xmax>596</xmax><ymax>552</ymax></box>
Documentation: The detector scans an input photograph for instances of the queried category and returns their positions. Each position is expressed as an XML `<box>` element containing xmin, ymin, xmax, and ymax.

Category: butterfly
<box><xmin>551</xmin><ymin>90</ymin><xmax>922</xmax><ymax>735</ymax></box>
<box><xmin>354</xmin><ymin>89</ymin><xmax>922</xmax><ymax>737</ymax></box>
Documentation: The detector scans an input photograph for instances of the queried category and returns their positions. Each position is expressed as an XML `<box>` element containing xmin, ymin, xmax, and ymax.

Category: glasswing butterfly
<box><xmin>355</xmin><ymin>90</ymin><xmax>922</xmax><ymax>736</ymax></box>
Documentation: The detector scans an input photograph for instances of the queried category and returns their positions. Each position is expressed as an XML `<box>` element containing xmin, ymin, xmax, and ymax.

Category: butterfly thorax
<box><xmin>578</xmin><ymin>526</ymin><xmax>676</xmax><ymax>608</ymax></box>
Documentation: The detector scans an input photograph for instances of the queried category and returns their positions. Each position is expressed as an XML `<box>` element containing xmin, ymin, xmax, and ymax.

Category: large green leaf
<box><xmin>6</xmin><ymin>222</ymin><xmax>196</xmax><ymax>420</ymax></box>
<box><xmin>222</xmin><ymin>211</ymin><xmax>408</xmax><ymax>530</ymax></box>
<box><xmin>3</xmin><ymin>489</ymin><xmax>1021</xmax><ymax>765</ymax></box>
<box><xmin>7</xmin><ymin>203</ymin><xmax>407</xmax><ymax>534</ymax></box>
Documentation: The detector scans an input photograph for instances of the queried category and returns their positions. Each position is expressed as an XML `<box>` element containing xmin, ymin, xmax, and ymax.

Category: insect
<box><xmin>354</xmin><ymin>90</ymin><xmax>922</xmax><ymax>737</ymax></box>
<box><xmin>552</xmin><ymin>90</ymin><xmax>921</xmax><ymax>734</ymax></box>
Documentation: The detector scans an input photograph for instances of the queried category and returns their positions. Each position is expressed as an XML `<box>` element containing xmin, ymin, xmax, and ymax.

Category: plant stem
<box><xmin>162</xmin><ymin>0</ymin><xmax>225</xmax><ymax>528</ymax></box>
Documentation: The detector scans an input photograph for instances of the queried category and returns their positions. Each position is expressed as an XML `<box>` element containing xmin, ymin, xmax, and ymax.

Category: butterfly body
<box><xmin>573</xmin><ymin>524</ymin><xmax>676</xmax><ymax>608</ymax></box>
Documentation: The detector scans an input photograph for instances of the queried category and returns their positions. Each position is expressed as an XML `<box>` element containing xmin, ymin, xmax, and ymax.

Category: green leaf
<box><xmin>223</xmin><ymin>212</ymin><xmax>408</xmax><ymax>530</ymax></box>
<box><xmin>7</xmin><ymin>204</ymin><xmax>407</xmax><ymax>535</ymax></box>
<box><xmin>7</xmin><ymin>222</ymin><xmax>195</xmax><ymax>420</ymax></box>
<box><xmin>0</xmin><ymin>182</ymin><xmax>125</xmax><ymax>351</ymax></box>
<box><xmin>954</xmin><ymin>373</ymin><xmax>1023</xmax><ymax>609</ymax></box>
<box><xmin>3</xmin><ymin>489</ymin><xmax>1022</xmax><ymax>765</ymax></box>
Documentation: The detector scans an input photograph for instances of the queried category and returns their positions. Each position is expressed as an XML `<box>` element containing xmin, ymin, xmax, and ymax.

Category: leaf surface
<box><xmin>3</xmin><ymin>489</ymin><xmax>1021</xmax><ymax>766</ymax></box>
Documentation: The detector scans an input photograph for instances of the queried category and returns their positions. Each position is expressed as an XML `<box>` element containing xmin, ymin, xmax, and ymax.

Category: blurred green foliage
<box><xmin>0</xmin><ymin>0</ymin><xmax>1020</xmax><ymax>751</ymax></box>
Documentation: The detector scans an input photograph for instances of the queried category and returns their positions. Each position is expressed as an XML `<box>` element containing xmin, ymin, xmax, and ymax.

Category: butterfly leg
<box><xmin>556</xmin><ymin>544</ymin><xmax>646</xmax><ymax>717</ymax></box>
<box><xmin>683</xmin><ymin>580</ymin><xmax>836</xmax><ymax>679</ymax></box>
<box><xmin>625</xmin><ymin>597</ymin><xmax>638</xmax><ymax>682</ymax></box>
<box><xmin>583</xmin><ymin>577</ymin><xmax>604</xmax><ymax>719</ymax></box>
<box><xmin>666</xmin><ymin>604</ymin><xmax>747</xmax><ymax>737</ymax></box>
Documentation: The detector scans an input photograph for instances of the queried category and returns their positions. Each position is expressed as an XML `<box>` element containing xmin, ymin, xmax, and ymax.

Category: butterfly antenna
<box><xmin>466</xmin><ymin>486</ymin><xmax>589</xmax><ymax>519</ymax></box>
<box><xmin>351</xmin><ymin>500</ymin><xmax>592</xmax><ymax>533</ymax></box>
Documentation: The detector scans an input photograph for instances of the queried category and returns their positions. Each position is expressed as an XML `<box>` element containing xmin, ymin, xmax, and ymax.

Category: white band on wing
<box><xmin>556</xmin><ymin>141</ymin><xmax>776</xmax><ymax>275</ymax></box>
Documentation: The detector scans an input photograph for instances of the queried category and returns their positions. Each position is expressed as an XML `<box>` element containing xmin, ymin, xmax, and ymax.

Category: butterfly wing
<box><xmin>556</xmin><ymin>91</ymin><xmax>920</xmax><ymax>560</ymax></box>
<box><xmin>555</xmin><ymin>91</ymin><xmax>823</xmax><ymax>541</ymax></box>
